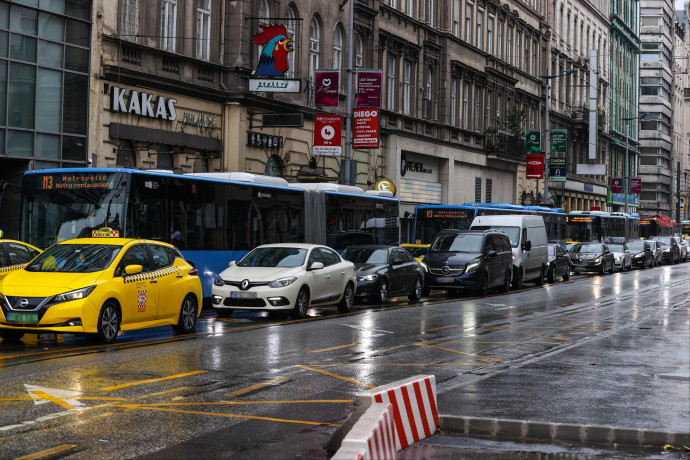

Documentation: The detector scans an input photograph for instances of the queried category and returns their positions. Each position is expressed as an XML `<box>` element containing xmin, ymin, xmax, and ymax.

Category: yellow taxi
<box><xmin>0</xmin><ymin>230</ymin><xmax>42</xmax><ymax>277</ymax></box>
<box><xmin>0</xmin><ymin>228</ymin><xmax>202</xmax><ymax>344</ymax></box>
<box><xmin>401</xmin><ymin>243</ymin><xmax>430</xmax><ymax>263</ymax></box>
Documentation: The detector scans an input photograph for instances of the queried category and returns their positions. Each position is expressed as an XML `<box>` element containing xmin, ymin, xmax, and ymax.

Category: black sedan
<box><xmin>651</xmin><ymin>237</ymin><xmax>681</xmax><ymax>264</ymax></box>
<box><xmin>546</xmin><ymin>243</ymin><xmax>572</xmax><ymax>283</ymax></box>
<box><xmin>569</xmin><ymin>243</ymin><xmax>615</xmax><ymax>275</ymax></box>
<box><xmin>626</xmin><ymin>240</ymin><xmax>654</xmax><ymax>269</ymax></box>
<box><xmin>341</xmin><ymin>245</ymin><xmax>425</xmax><ymax>303</ymax></box>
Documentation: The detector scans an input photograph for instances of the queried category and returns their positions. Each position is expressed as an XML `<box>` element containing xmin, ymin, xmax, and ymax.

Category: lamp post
<box><xmin>540</xmin><ymin>68</ymin><xmax>578</xmax><ymax>206</ymax></box>
<box><xmin>622</xmin><ymin>112</ymin><xmax>648</xmax><ymax>214</ymax></box>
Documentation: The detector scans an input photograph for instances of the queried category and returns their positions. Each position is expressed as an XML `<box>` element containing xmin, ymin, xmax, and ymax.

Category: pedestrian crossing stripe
<box><xmin>123</xmin><ymin>266</ymin><xmax>182</xmax><ymax>284</ymax></box>
<box><xmin>0</xmin><ymin>264</ymin><xmax>25</xmax><ymax>274</ymax></box>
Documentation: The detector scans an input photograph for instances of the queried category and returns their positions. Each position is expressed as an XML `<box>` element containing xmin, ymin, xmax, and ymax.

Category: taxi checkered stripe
<box><xmin>123</xmin><ymin>266</ymin><xmax>181</xmax><ymax>284</ymax></box>
<box><xmin>0</xmin><ymin>264</ymin><xmax>25</xmax><ymax>274</ymax></box>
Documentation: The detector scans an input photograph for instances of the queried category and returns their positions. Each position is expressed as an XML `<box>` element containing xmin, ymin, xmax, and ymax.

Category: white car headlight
<box><xmin>465</xmin><ymin>262</ymin><xmax>480</xmax><ymax>273</ymax></box>
<box><xmin>268</xmin><ymin>277</ymin><xmax>297</xmax><ymax>288</ymax></box>
<box><xmin>593</xmin><ymin>258</ymin><xmax>601</xmax><ymax>264</ymax></box>
<box><xmin>420</xmin><ymin>262</ymin><xmax>428</xmax><ymax>272</ymax></box>
<box><xmin>357</xmin><ymin>274</ymin><xmax>378</xmax><ymax>282</ymax></box>
<box><xmin>50</xmin><ymin>286</ymin><xmax>96</xmax><ymax>304</ymax></box>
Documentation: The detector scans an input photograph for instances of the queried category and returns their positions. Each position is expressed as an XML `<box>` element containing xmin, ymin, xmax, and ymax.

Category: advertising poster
<box><xmin>356</xmin><ymin>71</ymin><xmax>382</xmax><ymax>108</ymax></box>
<box><xmin>630</xmin><ymin>178</ymin><xmax>642</xmax><ymax>194</ymax></box>
<box><xmin>353</xmin><ymin>109</ymin><xmax>380</xmax><ymax>148</ymax></box>
<box><xmin>611</xmin><ymin>177</ymin><xmax>623</xmax><ymax>194</ymax></box>
<box><xmin>315</xmin><ymin>71</ymin><xmax>339</xmax><ymax>107</ymax></box>
<box><xmin>313</xmin><ymin>114</ymin><xmax>342</xmax><ymax>156</ymax></box>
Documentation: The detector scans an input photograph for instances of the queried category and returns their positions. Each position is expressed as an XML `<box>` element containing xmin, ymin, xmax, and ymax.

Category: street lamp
<box><xmin>622</xmin><ymin>112</ymin><xmax>648</xmax><ymax>214</ymax></box>
<box><xmin>540</xmin><ymin>68</ymin><xmax>578</xmax><ymax>206</ymax></box>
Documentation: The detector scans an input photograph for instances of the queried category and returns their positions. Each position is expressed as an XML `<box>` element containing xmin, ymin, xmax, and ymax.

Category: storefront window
<box><xmin>157</xmin><ymin>145</ymin><xmax>174</xmax><ymax>169</ymax></box>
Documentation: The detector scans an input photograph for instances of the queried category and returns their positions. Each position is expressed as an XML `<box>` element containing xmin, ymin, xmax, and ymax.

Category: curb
<box><xmin>439</xmin><ymin>415</ymin><xmax>690</xmax><ymax>448</ymax></box>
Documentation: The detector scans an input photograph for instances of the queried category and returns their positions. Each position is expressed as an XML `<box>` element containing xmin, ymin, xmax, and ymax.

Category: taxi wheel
<box><xmin>0</xmin><ymin>330</ymin><xmax>24</xmax><ymax>342</ymax></box>
<box><xmin>337</xmin><ymin>283</ymin><xmax>355</xmax><ymax>313</ymax></box>
<box><xmin>408</xmin><ymin>277</ymin><xmax>423</xmax><ymax>301</ymax></box>
<box><xmin>95</xmin><ymin>301</ymin><xmax>120</xmax><ymax>344</ymax></box>
<box><xmin>292</xmin><ymin>287</ymin><xmax>310</xmax><ymax>318</ymax></box>
<box><xmin>172</xmin><ymin>295</ymin><xmax>197</xmax><ymax>335</ymax></box>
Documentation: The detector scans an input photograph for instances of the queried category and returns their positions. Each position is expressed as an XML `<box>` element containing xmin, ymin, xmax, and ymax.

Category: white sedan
<box><xmin>211</xmin><ymin>244</ymin><xmax>356</xmax><ymax>318</ymax></box>
<box><xmin>607</xmin><ymin>242</ymin><xmax>632</xmax><ymax>271</ymax></box>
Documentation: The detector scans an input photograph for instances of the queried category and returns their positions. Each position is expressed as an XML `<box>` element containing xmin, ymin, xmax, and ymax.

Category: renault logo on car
<box><xmin>240</xmin><ymin>279</ymin><xmax>251</xmax><ymax>291</ymax></box>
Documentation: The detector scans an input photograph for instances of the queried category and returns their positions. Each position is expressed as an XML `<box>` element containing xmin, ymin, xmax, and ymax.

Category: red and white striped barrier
<box><xmin>334</xmin><ymin>403</ymin><xmax>397</xmax><ymax>460</ymax></box>
<box><xmin>329</xmin><ymin>375</ymin><xmax>438</xmax><ymax>458</ymax></box>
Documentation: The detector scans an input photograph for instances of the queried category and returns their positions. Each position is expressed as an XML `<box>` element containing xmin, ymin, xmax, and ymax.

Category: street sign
<box><xmin>526</xmin><ymin>154</ymin><xmax>544</xmax><ymax>179</ymax></box>
<box><xmin>551</xmin><ymin>130</ymin><xmax>567</xmax><ymax>153</ymax></box>
<box><xmin>313</xmin><ymin>114</ymin><xmax>342</xmax><ymax>156</ymax></box>
<box><xmin>548</xmin><ymin>157</ymin><xmax>566</xmax><ymax>181</ymax></box>
<box><xmin>525</xmin><ymin>130</ymin><xmax>541</xmax><ymax>153</ymax></box>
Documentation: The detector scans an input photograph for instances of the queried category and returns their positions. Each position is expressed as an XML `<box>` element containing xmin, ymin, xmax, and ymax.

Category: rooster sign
<box><xmin>253</xmin><ymin>24</ymin><xmax>294</xmax><ymax>77</ymax></box>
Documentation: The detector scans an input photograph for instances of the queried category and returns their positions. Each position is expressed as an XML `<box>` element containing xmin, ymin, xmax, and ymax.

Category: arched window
<box><xmin>333</xmin><ymin>24</ymin><xmax>344</xmax><ymax>70</ymax></box>
<box><xmin>160</xmin><ymin>0</ymin><xmax>176</xmax><ymax>52</ymax></box>
<box><xmin>265</xmin><ymin>155</ymin><xmax>284</xmax><ymax>177</ymax></box>
<box><xmin>257</xmin><ymin>0</ymin><xmax>270</xmax><ymax>61</ymax></box>
<box><xmin>309</xmin><ymin>16</ymin><xmax>321</xmax><ymax>79</ymax></box>
<box><xmin>285</xmin><ymin>5</ymin><xmax>298</xmax><ymax>78</ymax></box>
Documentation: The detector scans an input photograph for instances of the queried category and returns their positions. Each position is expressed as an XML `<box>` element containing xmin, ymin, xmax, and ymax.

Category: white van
<box><xmin>470</xmin><ymin>214</ymin><xmax>548</xmax><ymax>289</ymax></box>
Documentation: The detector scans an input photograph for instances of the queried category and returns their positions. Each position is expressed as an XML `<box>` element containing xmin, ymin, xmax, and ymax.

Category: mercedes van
<box><xmin>470</xmin><ymin>215</ymin><xmax>548</xmax><ymax>289</ymax></box>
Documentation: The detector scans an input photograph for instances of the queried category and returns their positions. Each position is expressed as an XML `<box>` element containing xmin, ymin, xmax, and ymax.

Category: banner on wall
<box><xmin>356</xmin><ymin>71</ymin><xmax>382</xmax><ymax>108</ymax></box>
<box><xmin>315</xmin><ymin>70</ymin><xmax>339</xmax><ymax>107</ymax></box>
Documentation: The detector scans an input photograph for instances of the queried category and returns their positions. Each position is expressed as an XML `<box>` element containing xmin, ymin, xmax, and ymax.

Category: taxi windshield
<box><xmin>26</xmin><ymin>244</ymin><xmax>122</xmax><ymax>273</ymax></box>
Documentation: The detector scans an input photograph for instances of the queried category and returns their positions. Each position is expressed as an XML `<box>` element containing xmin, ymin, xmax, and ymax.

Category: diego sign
<box><xmin>110</xmin><ymin>86</ymin><xmax>177</xmax><ymax>121</ymax></box>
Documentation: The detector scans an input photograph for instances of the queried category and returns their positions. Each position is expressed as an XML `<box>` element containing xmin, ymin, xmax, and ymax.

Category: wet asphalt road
<box><xmin>0</xmin><ymin>262</ymin><xmax>687</xmax><ymax>459</ymax></box>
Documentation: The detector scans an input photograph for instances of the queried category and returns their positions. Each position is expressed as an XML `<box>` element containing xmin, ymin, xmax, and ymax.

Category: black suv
<box><xmin>422</xmin><ymin>230</ymin><xmax>513</xmax><ymax>297</ymax></box>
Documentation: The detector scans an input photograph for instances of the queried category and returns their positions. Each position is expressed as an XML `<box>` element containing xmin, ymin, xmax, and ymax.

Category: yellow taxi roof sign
<box><xmin>92</xmin><ymin>227</ymin><xmax>120</xmax><ymax>238</ymax></box>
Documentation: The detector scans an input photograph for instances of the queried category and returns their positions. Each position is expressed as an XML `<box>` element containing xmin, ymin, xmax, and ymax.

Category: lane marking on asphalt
<box><xmin>14</xmin><ymin>444</ymin><xmax>79</xmax><ymax>460</ymax></box>
<box><xmin>112</xmin><ymin>404</ymin><xmax>340</xmax><ymax>426</ymax></box>
<box><xmin>419</xmin><ymin>340</ymin><xmax>554</xmax><ymax>344</ymax></box>
<box><xmin>225</xmin><ymin>377</ymin><xmax>289</xmax><ymax>397</ymax></box>
<box><xmin>100</xmin><ymin>370</ymin><xmax>206</xmax><ymax>391</ymax></box>
<box><xmin>306</xmin><ymin>362</ymin><xmax>482</xmax><ymax>367</ymax></box>
<box><xmin>414</xmin><ymin>343</ymin><xmax>502</xmax><ymax>362</ymax></box>
<box><xmin>427</xmin><ymin>325</ymin><xmax>458</xmax><ymax>332</ymax></box>
<box><xmin>311</xmin><ymin>343</ymin><xmax>359</xmax><ymax>353</ymax></box>
<box><xmin>366</xmin><ymin>345</ymin><xmax>407</xmax><ymax>356</ymax></box>
<box><xmin>503</xmin><ymin>313</ymin><xmax>521</xmax><ymax>317</ymax></box>
<box><xmin>298</xmin><ymin>365</ymin><xmax>375</xmax><ymax>389</ymax></box>
<box><xmin>484</xmin><ymin>326</ymin><xmax>569</xmax><ymax>342</ymax></box>
<box><xmin>0</xmin><ymin>397</ymin><xmax>125</xmax><ymax>402</ymax></box>
<box><xmin>26</xmin><ymin>387</ymin><xmax>83</xmax><ymax>410</ymax></box>
<box><xmin>125</xmin><ymin>399</ymin><xmax>352</xmax><ymax>406</ymax></box>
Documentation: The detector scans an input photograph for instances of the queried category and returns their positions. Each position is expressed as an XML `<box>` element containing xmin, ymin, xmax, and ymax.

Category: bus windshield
<box><xmin>21</xmin><ymin>172</ymin><xmax>128</xmax><ymax>248</ymax></box>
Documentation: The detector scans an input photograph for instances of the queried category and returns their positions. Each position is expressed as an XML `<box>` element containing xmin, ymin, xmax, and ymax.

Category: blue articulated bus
<box><xmin>20</xmin><ymin>168</ymin><xmax>400</xmax><ymax>297</ymax></box>
<box><xmin>565</xmin><ymin>211</ymin><xmax>640</xmax><ymax>242</ymax></box>
<box><xmin>413</xmin><ymin>203</ymin><xmax>566</xmax><ymax>245</ymax></box>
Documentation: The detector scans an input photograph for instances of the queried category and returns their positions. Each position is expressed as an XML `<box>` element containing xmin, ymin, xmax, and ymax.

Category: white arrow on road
<box><xmin>24</xmin><ymin>384</ymin><xmax>85</xmax><ymax>409</ymax></box>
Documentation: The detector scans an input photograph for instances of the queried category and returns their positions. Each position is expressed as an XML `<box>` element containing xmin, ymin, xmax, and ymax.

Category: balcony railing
<box><xmin>486</xmin><ymin>131</ymin><xmax>526</xmax><ymax>158</ymax></box>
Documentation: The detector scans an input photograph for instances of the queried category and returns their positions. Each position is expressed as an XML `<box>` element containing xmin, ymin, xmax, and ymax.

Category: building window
<box><xmin>196</xmin><ymin>0</ymin><xmax>211</xmax><ymax>61</ymax></box>
<box><xmin>485</xmin><ymin>90</ymin><xmax>492</xmax><ymax>128</ymax></box>
<box><xmin>425</xmin><ymin>66</ymin><xmax>433</xmax><ymax>119</ymax></box>
<box><xmin>453</xmin><ymin>0</ymin><xmax>461</xmax><ymax>37</ymax></box>
<box><xmin>475</xmin><ymin>177</ymin><xmax>482</xmax><ymax>202</ymax></box>
<box><xmin>407</xmin><ymin>0</ymin><xmax>414</xmax><ymax>16</ymax></box>
<box><xmin>506</xmin><ymin>25</ymin><xmax>513</xmax><ymax>65</ymax></box>
<box><xmin>161</xmin><ymin>0</ymin><xmax>177</xmax><ymax>52</ymax></box>
<box><xmin>462</xmin><ymin>81</ymin><xmax>469</xmax><ymax>129</ymax></box>
<box><xmin>309</xmin><ymin>16</ymin><xmax>320</xmax><ymax>79</ymax></box>
<box><xmin>451</xmin><ymin>77</ymin><xmax>458</xmax><ymax>126</ymax></box>
<box><xmin>285</xmin><ymin>5</ymin><xmax>297</xmax><ymax>78</ymax></box>
<box><xmin>390</xmin><ymin>0</ymin><xmax>397</xmax><ymax>7</ymax></box>
<box><xmin>465</xmin><ymin>2</ymin><xmax>473</xmax><ymax>44</ymax></box>
<box><xmin>486</xmin><ymin>178</ymin><xmax>493</xmax><ymax>203</ymax></box>
<box><xmin>532</xmin><ymin>41</ymin><xmax>537</xmax><ymax>75</ymax></box>
<box><xmin>487</xmin><ymin>15</ymin><xmax>494</xmax><ymax>55</ymax></box>
<box><xmin>121</xmin><ymin>0</ymin><xmax>139</xmax><ymax>40</ymax></box>
<box><xmin>474</xmin><ymin>87</ymin><xmax>481</xmax><ymax>130</ymax></box>
<box><xmin>387</xmin><ymin>54</ymin><xmax>396</xmax><ymax>110</ymax></box>
<box><xmin>476</xmin><ymin>8</ymin><xmax>483</xmax><ymax>50</ymax></box>
<box><xmin>497</xmin><ymin>20</ymin><xmax>503</xmax><ymax>61</ymax></box>
<box><xmin>333</xmin><ymin>24</ymin><xmax>343</xmax><ymax>70</ymax></box>
<box><xmin>403</xmin><ymin>60</ymin><xmax>412</xmax><ymax>115</ymax></box>
<box><xmin>427</xmin><ymin>0</ymin><xmax>435</xmax><ymax>27</ymax></box>
<box><xmin>355</xmin><ymin>32</ymin><xmax>363</xmax><ymax>68</ymax></box>
<box><xmin>515</xmin><ymin>32</ymin><xmax>521</xmax><ymax>70</ymax></box>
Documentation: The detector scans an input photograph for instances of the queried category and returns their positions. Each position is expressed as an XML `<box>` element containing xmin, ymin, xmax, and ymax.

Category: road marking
<box><xmin>100</xmin><ymin>370</ymin><xmax>206</xmax><ymax>391</ymax></box>
<box><xmin>415</xmin><ymin>343</ymin><xmax>502</xmax><ymax>362</ymax></box>
<box><xmin>114</xmin><ymin>404</ymin><xmax>340</xmax><ymax>427</ymax></box>
<box><xmin>420</xmin><ymin>340</ymin><xmax>554</xmax><ymax>344</ymax></box>
<box><xmin>367</xmin><ymin>345</ymin><xmax>407</xmax><ymax>356</ymax></box>
<box><xmin>307</xmin><ymin>362</ymin><xmax>482</xmax><ymax>367</ymax></box>
<box><xmin>341</xmin><ymin>324</ymin><xmax>393</xmax><ymax>335</ymax></box>
<box><xmin>29</xmin><ymin>391</ymin><xmax>79</xmax><ymax>410</ymax></box>
<box><xmin>298</xmin><ymin>365</ymin><xmax>375</xmax><ymax>388</ymax></box>
<box><xmin>311</xmin><ymin>342</ymin><xmax>359</xmax><ymax>353</ymax></box>
<box><xmin>427</xmin><ymin>325</ymin><xmax>458</xmax><ymax>332</ymax></box>
<box><xmin>127</xmin><ymin>399</ymin><xmax>352</xmax><ymax>406</ymax></box>
<box><xmin>14</xmin><ymin>444</ymin><xmax>79</xmax><ymax>460</ymax></box>
<box><xmin>485</xmin><ymin>326</ymin><xmax>569</xmax><ymax>342</ymax></box>
<box><xmin>225</xmin><ymin>377</ymin><xmax>289</xmax><ymax>397</ymax></box>
<box><xmin>24</xmin><ymin>385</ymin><xmax>85</xmax><ymax>408</ymax></box>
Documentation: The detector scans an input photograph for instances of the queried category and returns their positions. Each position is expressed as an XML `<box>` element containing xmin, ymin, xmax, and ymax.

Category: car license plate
<box><xmin>9</xmin><ymin>312</ymin><xmax>38</xmax><ymax>323</ymax></box>
<box><xmin>230</xmin><ymin>292</ymin><xmax>256</xmax><ymax>299</ymax></box>
<box><xmin>436</xmin><ymin>276</ymin><xmax>455</xmax><ymax>283</ymax></box>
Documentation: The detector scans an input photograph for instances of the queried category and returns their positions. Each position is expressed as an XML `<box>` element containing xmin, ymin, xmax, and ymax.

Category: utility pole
<box><xmin>341</xmin><ymin>0</ymin><xmax>354</xmax><ymax>186</ymax></box>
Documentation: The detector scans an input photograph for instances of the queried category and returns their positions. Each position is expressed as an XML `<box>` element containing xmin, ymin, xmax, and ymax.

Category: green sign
<box><xmin>525</xmin><ymin>130</ymin><xmax>541</xmax><ymax>153</ymax></box>
<box><xmin>548</xmin><ymin>157</ymin><xmax>566</xmax><ymax>182</ymax></box>
<box><xmin>551</xmin><ymin>130</ymin><xmax>567</xmax><ymax>153</ymax></box>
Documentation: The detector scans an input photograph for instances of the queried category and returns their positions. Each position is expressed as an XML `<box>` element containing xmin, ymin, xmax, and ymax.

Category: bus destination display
<box><xmin>425</xmin><ymin>209</ymin><xmax>470</xmax><ymax>219</ymax></box>
<box><xmin>41</xmin><ymin>174</ymin><xmax>115</xmax><ymax>190</ymax></box>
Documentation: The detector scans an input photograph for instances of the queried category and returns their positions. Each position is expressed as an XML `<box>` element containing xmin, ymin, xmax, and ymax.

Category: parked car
<box><xmin>650</xmin><ymin>237</ymin><xmax>681</xmax><ymax>264</ymax></box>
<box><xmin>422</xmin><ymin>229</ymin><xmax>513</xmax><ymax>297</ymax></box>
<box><xmin>565</xmin><ymin>240</ymin><xmax>579</xmax><ymax>252</ymax></box>
<box><xmin>546</xmin><ymin>243</ymin><xmax>572</xmax><ymax>283</ymax></box>
<box><xmin>607</xmin><ymin>242</ymin><xmax>632</xmax><ymax>271</ymax></box>
<box><xmin>626</xmin><ymin>240</ymin><xmax>654</xmax><ymax>269</ymax></box>
<box><xmin>341</xmin><ymin>245</ymin><xmax>424</xmax><ymax>303</ymax></box>
<box><xmin>648</xmin><ymin>239</ymin><xmax>664</xmax><ymax>266</ymax></box>
<box><xmin>673</xmin><ymin>236</ymin><xmax>688</xmax><ymax>262</ymax></box>
<box><xmin>400</xmin><ymin>243</ymin><xmax>429</xmax><ymax>263</ymax></box>
<box><xmin>569</xmin><ymin>242</ymin><xmax>615</xmax><ymax>275</ymax></box>
<box><xmin>212</xmin><ymin>244</ymin><xmax>356</xmax><ymax>318</ymax></box>
<box><xmin>470</xmin><ymin>214</ymin><xmax>548</xmax><ymax>289</ymax></box>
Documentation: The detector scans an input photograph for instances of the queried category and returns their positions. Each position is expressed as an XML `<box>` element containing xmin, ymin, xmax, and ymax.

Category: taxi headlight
<box><xmin>465</xmin><ymin>262</ymin><xmax>480</xmax><ymax>273</ymax></box>
<box><xmin>49</xmin><ymin>286</ymin><xmax>96</xmax><ymax>304</ymax></box>
<box><xmin>213</xmin><ymin>275</ymin><xmax>225</xmax><ymax>287</ymax></box>
<box><xmin>268</xmin><ymin>277</ymin><xmax>297</xmax><ymax>288</ymax></box>
<box><xmin>357</xmin><ymin>274</ymin><xmax>378</xmax><ymax>282</ymax></box>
